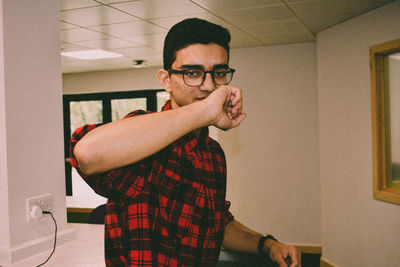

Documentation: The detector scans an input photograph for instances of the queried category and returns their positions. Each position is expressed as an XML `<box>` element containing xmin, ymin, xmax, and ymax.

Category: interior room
<box><xmin>1</xmin><ymin>0</ymin><xmax>400</xmax><ymax>266</ymax></box>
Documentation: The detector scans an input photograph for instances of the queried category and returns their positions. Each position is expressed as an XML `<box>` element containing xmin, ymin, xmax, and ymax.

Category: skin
<box><xmin>74</xmin><ymin>43</ymin><xmax>301</xmax><ymax>267</ymax></box>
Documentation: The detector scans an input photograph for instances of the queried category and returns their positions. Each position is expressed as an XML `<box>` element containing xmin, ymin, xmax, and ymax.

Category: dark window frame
<box><xmin>63</xmin><ymin>89</ymin><xmax>163</xmax><ymax>196</ymax></box>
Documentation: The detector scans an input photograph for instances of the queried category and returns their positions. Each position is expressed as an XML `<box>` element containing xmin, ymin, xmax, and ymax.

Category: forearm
<box><xmin>222</xmin><ymin>219</ymin><xmax>264</xmax><ymax>254</ymax></box>
<box><xmin>223</xmin><ymin>219</ymin><xmax>301</xmax><ymax>267</ymax></box>
<box><xmin>74</xmin><ymin>101</ymin><xmax>209</xmax><ymax>175</ymax></box>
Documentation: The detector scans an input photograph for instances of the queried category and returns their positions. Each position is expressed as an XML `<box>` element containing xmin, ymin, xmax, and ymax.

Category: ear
<box><xmin>157</xmin><ymin>69</ymin><xmax>172</xmax><ymax>93</ymax></box>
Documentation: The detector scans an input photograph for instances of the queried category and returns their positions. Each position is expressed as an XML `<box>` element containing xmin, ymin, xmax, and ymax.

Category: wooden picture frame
<box><xmin>370</xmin><ymin>38</ymin><xmax>400</xmax><ymax>205</ymax></box>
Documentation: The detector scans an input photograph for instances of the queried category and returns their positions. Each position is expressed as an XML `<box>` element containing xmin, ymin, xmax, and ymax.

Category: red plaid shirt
<box><xmin>70</xmin><ymin>101</ymin><xmax>234</xmax><ymax>266</ymax></box>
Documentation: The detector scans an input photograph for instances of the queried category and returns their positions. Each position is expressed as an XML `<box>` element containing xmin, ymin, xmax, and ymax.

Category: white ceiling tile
<box><xmin>283</xmin><ymin>0</ymin><xmax>321</xmax><ymax>3</ymax></box>
<box><xmin>148</xmin><ymin>13</ymin><xmax>252</xmax><ymax>40</ymax></box>
<box><xmin>61</xmin><ymin>57</ymin><xmax>102</xmax><ymax>73</ymax></box>
<box><xmin>286</xmin><ymin>0</ymin><xmax>391</xmax><ymax>18</ymax></box>
<box><xmin>258</xmin><ymin>32</ymin><xmax>315</xmax><ymax>45</ymax></box>
<box><xmin>111</xmin><ymin>46</ymin><xmax>162</xmax><ymax>57</ymax></box>
<box><xmin>86</xmin><ymin>57</ymin><xmax>141</xmax><ymax>70</ymax></box>
<box><xmin>61</xmin><ymin>5</ymin><xmax>139</xmax><ymax>27</ymax></box>
<box><xmin>140</xmin><ymin>52</ymin><xmax>163</xmax><ymax>63</ymax></box>
<box><xmin>111</xmin><ymin>0</ymin><xmax>207</xmax><ymax>19</ymax></box>
<box><xmin>301</xmin><ymin>13</ymin><xmax>359</xmax><ymax>33</ymax></box>
<box><xmin>124</xmin><ymin>33</ymin><xmax>167</xmax><ymax>49</ymax></box>
<box><xmin>230</xmin><ymin>35</ymin><xmax>264</xmax><ymax>48</ymax></box>
<box><xmin>60</xmin><ymin>0</ymin><xmax>397</xmax><ymax>73</ymax></box>
<box><xmin>240</xmin><ymin>19</ymin><xmax>309</xmax><ymax>36</ymax></box>
<box><xmin>76</xmin><ymin>38</ymin><xmax>141</xmax><ymax>50</ymax></box>
<box><xmin>61</xmin><ymin>0</ymin><xmax>101</xmax><ymax>11</ymax></box>
<box><xmin>148</xmin><ymin>14</ymin><xmax>263</xmax><ymax>49</ymax></box>
<box><xmin>61</xmin><ymin>42</ymin><xmax>92</xmax><ymax>52</ymax></box>
<box><xmin>60</xmin><ymin>22</ymin><xmax>79</xmax><ymax>30</ymax></box>
<box><xmin>109</xmin><ymin>46</ymin><xmax>164</xmax><ymax>68</ymax></box>
<box><xmin>192</xmin><ymin>0</ymin><xmax>282</xmax><ymax>11</ymax></box>
<box><xmin>89</xmin><ymin>20</ymin><xmax>166</xmax><ymax>38</ymax></box>
<box><xmin>286</xmin><ymin>0</ymin><xmax>397</xmax><ymax>33</ymax></box>
<box><xmin>217</xmin><ymin>4</ymin><xmax>295</xmax><ymax>25</ymax></box>
<box><xmin>97</xmin><ymin>0</ymin><xmax>141</xmax><ymax>4</ymax></box>
<box><xmin>223</xmin><ymin>26</ymin><xmax>263</xmax><ymax>47</ymax></box>
<box><xmin>61</xmin><ymin>28</ymin><xmax>109</xmax><ymax>42</ymax></box>
<box><xmin>148</xmin><ymin>13</ymin><xmax>213</xmax><ymax>29</ymax></box>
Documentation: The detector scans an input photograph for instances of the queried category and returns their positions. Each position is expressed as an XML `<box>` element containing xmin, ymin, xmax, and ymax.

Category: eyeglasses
<box><xmin>168</xmin><ymin>68</ymin><xmax>235</xmax><ymax>87</ymax></box>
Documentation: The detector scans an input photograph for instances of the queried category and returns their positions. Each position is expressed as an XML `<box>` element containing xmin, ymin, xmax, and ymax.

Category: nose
<box><xmin>200</xmin><ymin>72</ymin><xmax>216</xmax><ymax>92</ymax></box>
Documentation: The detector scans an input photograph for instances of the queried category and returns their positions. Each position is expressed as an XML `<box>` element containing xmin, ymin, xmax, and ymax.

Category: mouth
<box><xmin>195</xmin><ymin>96</ymin><xmax>208</xmax><ymax>101</ymax></box>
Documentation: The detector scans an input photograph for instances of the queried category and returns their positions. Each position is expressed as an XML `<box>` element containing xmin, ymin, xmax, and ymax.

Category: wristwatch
<box><xmin>257</xmin><ymin>234</ymin><xmax>278</xmax><ymax>254</ymax></box>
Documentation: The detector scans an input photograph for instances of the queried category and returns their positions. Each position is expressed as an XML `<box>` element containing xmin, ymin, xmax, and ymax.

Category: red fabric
<box><xmin>70</xmin><ymin>101</ymin><xmax>234</xmax><ymax>266</ymax></box>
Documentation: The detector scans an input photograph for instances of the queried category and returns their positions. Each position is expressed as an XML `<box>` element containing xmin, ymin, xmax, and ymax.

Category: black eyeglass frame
<box><xmin>168</xmin><ymin>68</ymin><xmax>236</xmax><ymax>87</ymax></box>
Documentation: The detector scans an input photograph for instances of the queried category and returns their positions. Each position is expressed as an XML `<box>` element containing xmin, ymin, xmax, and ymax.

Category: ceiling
<box><xmin>61</xmin><ymin>0</ymin><xmax>396</xmax><ymax>73</ymax></box>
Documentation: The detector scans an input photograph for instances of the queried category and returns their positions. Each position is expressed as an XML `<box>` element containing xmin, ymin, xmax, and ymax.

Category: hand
<box><xmin>266</xmin><ymin>240</ymin><xmax>301</xmax><ymax>267</ymax></box>
<box><xmin>204</xmin><ymin>85</ymin><xmax>246</xmax><ymax>130</ymax></box>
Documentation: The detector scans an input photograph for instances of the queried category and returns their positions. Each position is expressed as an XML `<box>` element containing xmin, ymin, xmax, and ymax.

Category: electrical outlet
<box><xmin>26</xmin><ymin>193</ymin><xmax>53</xmax><ymax>221</ymax></box>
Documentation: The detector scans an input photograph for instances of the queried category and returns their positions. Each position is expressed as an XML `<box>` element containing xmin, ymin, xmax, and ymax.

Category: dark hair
<box><xmin>163</xmin><ymin>18</ymin><xmax>231</xmax><ymax>70</ymax></box>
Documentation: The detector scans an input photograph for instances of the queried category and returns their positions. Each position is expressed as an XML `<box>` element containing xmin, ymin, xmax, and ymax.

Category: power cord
<box><xmin>36</xmin><ymin>211</ymin><xmax>57</xmax><ymax>267</ymax></box>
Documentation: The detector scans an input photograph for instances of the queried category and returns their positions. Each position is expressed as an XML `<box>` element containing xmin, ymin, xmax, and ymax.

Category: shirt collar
<box><xmin>161</xmin><ymin>100</ymin><xmax>172</xmax><ymax>111</ymax></box>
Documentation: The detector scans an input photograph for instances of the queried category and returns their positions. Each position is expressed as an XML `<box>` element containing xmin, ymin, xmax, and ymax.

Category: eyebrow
<box><xmin>179</xmin><ymin>64</ymin><xmax>229</xmax><ymax>70</ymax></box>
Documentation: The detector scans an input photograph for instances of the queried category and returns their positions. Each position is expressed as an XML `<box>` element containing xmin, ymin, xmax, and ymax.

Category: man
<box><xmin>70</xmin><ymin>18</ymin><xmax>301</xmax><ymax>267</ymax></box>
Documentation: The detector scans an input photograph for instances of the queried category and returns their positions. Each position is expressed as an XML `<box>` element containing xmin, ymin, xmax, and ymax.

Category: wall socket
<box><xmin>26</xmin><ymin>193</ymin><xmax>53</xmax><ymax>221</ymax></box>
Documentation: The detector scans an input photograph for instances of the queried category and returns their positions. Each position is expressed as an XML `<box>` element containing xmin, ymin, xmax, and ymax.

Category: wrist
<box><xmin>201</xmin><ymin>96</ymin><xmax>219</xmax><ymax>126</ymax></box>
<box><xmin>184</xmin><ymin>100</ymin><xmax>214</xmax><ymax>128</ymax></box>
<box><xmin>258</xmin><ymin>235</ymin><xmax>278</xmax><ymax>254</ymax></box>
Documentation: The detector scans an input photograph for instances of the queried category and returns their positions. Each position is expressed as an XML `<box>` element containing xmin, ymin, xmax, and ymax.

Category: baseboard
<box><xmin>320</xmin><ymin>256</ymin><xmax>338</xmax><ymax>267</ymax></box>
<box><xmin>66</xmin><ymin>207</ymin><xmax>93</xmax><ymax>213</ymax></box>
<box><xmin>0</xmin><ymin>228</ymin><xmax>75</xmax><ymax>266</ymax></box>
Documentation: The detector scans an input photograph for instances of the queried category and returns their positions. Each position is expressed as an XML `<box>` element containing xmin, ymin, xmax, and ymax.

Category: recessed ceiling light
<box><xmin>132</xmin><ymin>59</ymin><xmax>147</xmax><ymax>68</ymax></box>
<box><xmin>61</xmin><ymin>49</ymin><xmax>123</xmax><ymax>60</ymax></box>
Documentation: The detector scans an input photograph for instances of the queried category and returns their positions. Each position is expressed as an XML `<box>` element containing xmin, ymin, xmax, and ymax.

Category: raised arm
<box><xmin>73</xmin><ymin>85</ymin><xmax>245</xmax><ymax>175</ymax></box>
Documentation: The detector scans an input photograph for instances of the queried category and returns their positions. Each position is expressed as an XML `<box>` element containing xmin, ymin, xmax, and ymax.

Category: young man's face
<box><xmin>165</xmin><ymin>43</ymin><xmax>229</xmax><ymax>109</ymax></box>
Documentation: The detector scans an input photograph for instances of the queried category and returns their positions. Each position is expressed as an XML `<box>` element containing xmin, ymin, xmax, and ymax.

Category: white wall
<box><xmin>220</xmin><ymin>43</ymin><xmax>321</xmax><ymax>244</ymax></box>
<box><xmin>63</xmin><ymin>66</ymin><xmax>162</xmax><ymax>94</ymax></box>
<box><xmin>0</xmin><ymin>1</ymin><xmax>70</xmax><ymax>264</ymax></box>
<box><xmin>0</xmin><ymin>0</ymin><xmax>10</xmax><ymax>250</ymax></box>
<box><xmin>317</xmin><ymin>1</ymin><xmax>400</xmax><ymax>266</ymax></box>
<box><xmin>63</xmin><ymin>42</ymin><xmax>322</xmax><ymax>246</ymax></box>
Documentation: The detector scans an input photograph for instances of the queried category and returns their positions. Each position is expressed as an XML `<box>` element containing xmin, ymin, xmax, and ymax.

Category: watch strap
<box><xmin>257</xmin><ymin>234</ymin><xmax>278</xmax><ymax>254</ymax></box>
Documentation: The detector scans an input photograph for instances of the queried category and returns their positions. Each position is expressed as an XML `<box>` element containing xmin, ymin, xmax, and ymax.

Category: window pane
<box><xmin>111</xmin><ymin>98</ymin><xmax>146</xmax><ymax>121</ymax></box>
<box><xmin>157</xmin><ymin>91</ymin><xmax>170</xmax><ymax>111</ymax></box>
<box><xmin>70</xmin><ymin>100</ymin><xmax>103</xmax><ymax>134</ymax></box>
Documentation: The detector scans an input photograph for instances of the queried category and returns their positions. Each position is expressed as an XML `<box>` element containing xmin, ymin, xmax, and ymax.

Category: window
<box><xmin>63</xmin><ymin>90</ymin><xmax>169</xmax><ymax>198</ymax></box>
<box><xmin>370</xmin><ymin>38</ymin><xmax>400</xmax><ymax>205</ymax></box>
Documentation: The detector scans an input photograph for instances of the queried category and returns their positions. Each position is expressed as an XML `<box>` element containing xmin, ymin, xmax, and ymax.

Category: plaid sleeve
<box><xmin>69</xmin><ymin>110</ymin><xmax>152</xmax><ymax>200</ymax></box>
